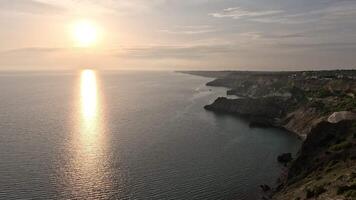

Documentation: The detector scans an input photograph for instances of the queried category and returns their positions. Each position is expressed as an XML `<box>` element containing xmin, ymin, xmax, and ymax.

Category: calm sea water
<box><xmin>0</xmin><ymin>71</ymin><xmax>300</xmax><ymax>200</ymax></box>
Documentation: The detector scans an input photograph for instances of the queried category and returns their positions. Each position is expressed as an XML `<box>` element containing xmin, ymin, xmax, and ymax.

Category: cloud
<box><xmin>209</xmin><ymin>6</ymin><xmax>311</xmax><ymax>24</ymax></box>
<box><xmin>0</xmin><ymin>0</ymin><xmax>65</xmax><ymax>15</ymax></box>
<box><xmin>1</xmin><ymin>44</ymin><xmax>235</xmax><ymax>61</ymax></box>
<box><xmin>210</xmin><ymin>1</ymin><xmax>356</xmax><ymax>24</ymax></box>
<box><xmin>116</xmin><ymin>44</ymin><xmax>236</xmax><ymax>59</ymax></box>
<box><xmin>234</xmin><ymin>32</ymin><xmax>306</xmax><ymax>42</ymax></box>
<box><xmin>265</xmin><ymin>33</ymin><xmax>305</xmax><ymax>39</ymax></box>
<box><xmin>276</xmin><ymin>42</ymin><xmax>356</xmax><ymax>50</ymax></box>
<box><xmin>1</xmin><ymin>47</ymin><xmax>64</xmax><ymax>55</ymax></box>
<box><xmin>209</xmin><ymin>7</ymin><xmax>283</xmax><ymax>19</ymax></box>
<box><xmin>307</xmin><ymin>2</ymin><xmax>356</xmax><ymax>20</ymax></box>
<box><xmin>62</xmin><ymin>0</ymin><xmax>169</xmax><ymax>15</ymax></box>
<box><xmin>159</xmin><ymin>25</ymin><xmax>216</xmax><ymax>35</ymax></box>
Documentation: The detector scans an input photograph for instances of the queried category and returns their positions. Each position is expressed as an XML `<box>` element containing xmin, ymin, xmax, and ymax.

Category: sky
<box><xmin>0</xmin><ymin>0</ymin><xmax>356</xmax><ymax>71</ymax></box>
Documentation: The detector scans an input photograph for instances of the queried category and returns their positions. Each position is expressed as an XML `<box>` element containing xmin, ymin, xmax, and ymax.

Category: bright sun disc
<box><xmin>72</xmin><ymin>20</ymin><xmax>98</xmax><ymax>47</ymax></box>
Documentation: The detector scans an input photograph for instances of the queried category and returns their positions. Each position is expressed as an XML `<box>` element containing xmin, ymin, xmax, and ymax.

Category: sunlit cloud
<box><xmin>159</xmin><ymin>25</ymin><xmax>216</xmax><ymax>35</ymax></box>
<box><xmin>0</xmin><ymin>0</ymin><xmax>66</xmax><ymax>15</ymax></box>
<box><xmin>211</xmin><ymin>1</ymin><xmax>356</xmax><ymax>24</ymax></box>
<box><xmin>210</xmin><ymin>7</ymin><xmax>284</xmax><ymax>19</ymax></box>
<box><xmin>1</xmin><ymin>47</ymin><xmax>64</xmax><ymax>55</ymax></box>
<box><xmin>116</xmin><ymin>44</ymin><xmax>236</xmax><ymax>59</ymax></box>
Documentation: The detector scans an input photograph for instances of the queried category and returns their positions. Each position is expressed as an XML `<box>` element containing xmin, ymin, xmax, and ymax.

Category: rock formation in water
<box><xmin>277</xmin><ymin>153</ymin><xmax>293</xmax><ymax>164</ymax></box>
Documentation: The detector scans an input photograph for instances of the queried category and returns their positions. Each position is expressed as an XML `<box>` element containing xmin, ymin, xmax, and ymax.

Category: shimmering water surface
<box><xmin>0</xmin><ymin>71</ymin><xmax>300</xmax><ymax>200</ymax></box>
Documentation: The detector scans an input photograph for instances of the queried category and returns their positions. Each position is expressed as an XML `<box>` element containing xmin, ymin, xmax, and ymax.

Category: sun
<box><xmin>72</xmin><ymin>20</ymin><xmax>99</xmax><ymax>47</ymax></box>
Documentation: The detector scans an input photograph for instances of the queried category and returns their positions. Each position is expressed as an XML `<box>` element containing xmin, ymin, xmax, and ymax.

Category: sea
<box><xmin>0</xmin><ymin>70</ymin><xmax>301</xmax><ymax>200</ymax></box>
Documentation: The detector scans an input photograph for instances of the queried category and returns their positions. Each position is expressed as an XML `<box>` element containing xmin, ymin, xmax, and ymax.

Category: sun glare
<box><xmin>80</xmin><ymin>69</ymin><xmax>98</xmax><ymax>119</ymax></box>
<box><xmin>72</xmin><ymin>20</ymin><xmax>99</xmax><ymax>47</ymax></box>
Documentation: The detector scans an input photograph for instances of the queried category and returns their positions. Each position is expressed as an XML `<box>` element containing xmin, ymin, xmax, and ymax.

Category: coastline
<box><xmin>179</xmin><ymin>70</ymin><xmax>356</xmax><ymax>200</ymax></box>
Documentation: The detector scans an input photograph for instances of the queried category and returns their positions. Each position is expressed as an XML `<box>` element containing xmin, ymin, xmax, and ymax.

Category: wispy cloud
<box><xmin>58</xmin><ymin>0</ymin><xmax>170</xmax><ymax>15</ymax></box>
<box><xmin>264</xmin><ymin>33</ymin><xmax>305</xmax><ymax>39</ymax></box>
<box><xmin>276</xmin><ymin>42</ymin><xmax>356</xmax><ymax>50</ymax></box>
<box><xmin>209</xmin><ymin>7</ymin><xmax>283</xmax><ymax>19</ymax></box>
<box><xmin>235</xmin><ymin>32</ymin><xmax>306</xmax><ymax>42</ymax></box>
<box><xmin>209</xmin><ymin>6</ymin><xmax>310</xmax><ymax>24</ymax></box>
<box><xmin>211</xmin><ymin>1</ymin><xmax>356</xmax><ymax>24</ymax></box>
<box><xmin>1</xmin><ymin>47</ymin><xmax>63</xmax><ymax>54</ymax></box>
<box><xmin>116</xmin><ymin>44</ymin><xmax>236</xmax><ymax>59</ymax></box>
<box><xmin>0</xmin><ymin>0</ymin><xmax>65</xmax><ymax>15</ymax></box>
<box><xmin>159</xmin><ymin>25</ymin><xmax>216</xmax><ymax>35</ymax></box>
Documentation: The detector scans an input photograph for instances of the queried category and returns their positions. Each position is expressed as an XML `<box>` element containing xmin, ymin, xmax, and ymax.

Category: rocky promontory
<box><xmin>204</xmin><ymin>96</ymin><xmax>291</xmax><ymax>128</ymax></box>
<box><xmin>180</xmin><ymin>70</ymin><xmax>356</xmax><ymax>199</ymax></box>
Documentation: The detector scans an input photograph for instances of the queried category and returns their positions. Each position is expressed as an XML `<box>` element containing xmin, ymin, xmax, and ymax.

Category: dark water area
<box><xmin>0</xmin><ymin>71</ymin><xmax>301</xmax><ymax>200</ymax></box>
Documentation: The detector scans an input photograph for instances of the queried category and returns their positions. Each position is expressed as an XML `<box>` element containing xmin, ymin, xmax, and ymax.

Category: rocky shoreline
<box><xmin>180</xmin><ymin>70</ymin><xmax>356</xmax><ymax>200</ymax></box>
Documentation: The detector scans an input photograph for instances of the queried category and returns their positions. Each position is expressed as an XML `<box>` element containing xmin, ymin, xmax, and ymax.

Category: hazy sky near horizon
<box><xmin>1</xmin><ymin>0</ymin><xmax>356</xmax><ymax>70</ymax></box>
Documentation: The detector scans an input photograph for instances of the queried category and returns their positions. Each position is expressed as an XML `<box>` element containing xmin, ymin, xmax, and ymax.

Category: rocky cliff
<box><xmin>273</xmin><ymin>119</ymin><xmax>356</xmax><ymax>200</ymax></box>
<box><xmin>180</xmin><ymin>70</ymin><xmax>356</xmax><ymax>199</ymax></box>
<box><xmin>199</xmin><ymin>70</ymin><xmax>356</xmax><ymax>139</ymax></box>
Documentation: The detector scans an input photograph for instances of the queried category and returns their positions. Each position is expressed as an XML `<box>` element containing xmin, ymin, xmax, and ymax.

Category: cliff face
<box><xmin>205</xmin><ymin>96</ymin><xmax>325</xmax><ymax>139</ymax></box>
<box><xmin>273</xmin><ymin>120</ymin><xmax>356</xmax><ymax>200</ymax></box>
<box><xmin>181</xmin><ymin>70</ymin><xmax>356</xmax><ymax>199</ymax></box>
<box><xmin>200</xmin><ymin>70</ymin><xmax>356</xmax><ymax>139</ymax></box>
<box><xmin>205</xmin><ymin>97</ymin><xmax>288</xmax><ymax>118</ymax></box>
<box><xmin>281</xmin><ymin>106</ymin><xmax>324</xmax><ymax>139</ymax></box>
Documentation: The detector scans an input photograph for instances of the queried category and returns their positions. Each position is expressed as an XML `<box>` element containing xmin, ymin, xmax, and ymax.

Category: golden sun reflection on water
<box><xmin>67</xmin><ymin>69</ymin><xmax>113</xmax><ymax>199</ymax></box>
<box><xmin>79</xmin><ymin>69</ymin><xmax>101</xmax><ymax>153</ymax></box>
<box><xmin>80</xmin><ymin>69</ymin><xmax>98</xmax><ymax>131</ymax></box>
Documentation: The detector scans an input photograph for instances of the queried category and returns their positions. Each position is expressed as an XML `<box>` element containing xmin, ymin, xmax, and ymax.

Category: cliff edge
<box><xmin>181</xmin><ymin>70</ymin><xmax>356</xmax><ymax>199</ymax></box>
